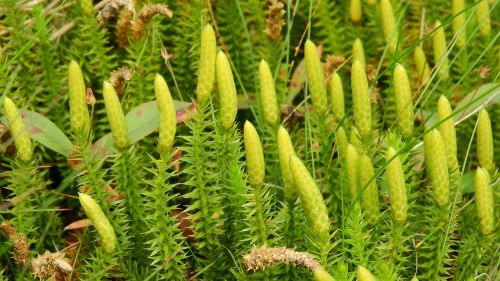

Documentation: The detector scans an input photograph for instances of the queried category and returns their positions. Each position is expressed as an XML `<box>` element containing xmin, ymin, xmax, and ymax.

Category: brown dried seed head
<box><xmin>265</xmin><ymin>0</ymin><xmax>285</xmax><ymax>40</ymax></box>
<box><xmin>108</xmin><ymin>67</ymin><xmax>133</xmax><ymax>96</ymax></box>
<box><xmin>133</xmin><ymin>4</ymin><xmax>173</xmax><ymax>39</ymax></box>
<box><xmin>98</xmin><ymin>0</ymin><xmax>134</xmax><ymax>24</ymax></box>
<box><xmin>0</xmin><ymin>222</ymin><xmax>30</xmax><ymax>268</ymax></box>
<box><xmin>32</xmin><ymin>251</ymin><xmax>72</xmax><ymax>280</ymax></box>
<box><xmin>243</xmin><ymin>246</ymin><xmax>321</xmax><ymax>272</ymax></box>
<box><xmin>117</xmin><ymin>8</ymin><xmax>134</xmax><ymax>47</ymax></box>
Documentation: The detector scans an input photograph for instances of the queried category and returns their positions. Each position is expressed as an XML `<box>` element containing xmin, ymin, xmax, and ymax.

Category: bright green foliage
<box><xmin>329</xmin><ymin>72</ymin><xmax>345</xmax><ymax>121</ymax></box>
<box><xmin>68</xmin><ymin>60</ymin><xmax>90</xmax><ymax>135</ymax></box>
<box><xmin>154</xmin><ymin>74</ymin><xmax>176</xmax><ymax>153</ymax></box>
<box><xmin>244</xmin><ymin>121</ymin><xmax>265</xmax><ymax>187</ymax></box>
<box><xmin>451</xmin><ymin>0</ymin><xmax>467</xmax><ymax>47</ymax></box>
<box><xmin>356</xmin><ymin>265</ymin><xmax>377</xmax><ymax>281</ymax></box>
<box><xmin>305</xmin><ymin>40</ymin><xmax>328</xmax><ymax>114</ymax></box>
<box><xmin>181</xmin><ymin>101</ymin><xmax>224</xmax><ymax>278</ymax></box>
<box><xmin>289</xmin><ymin>155</ymin><xmax>330</xmax><ymax>241</ymax></box>
<box><xmin>352</xmin><ymin>38</ymin><xmax>365</xmax><ymax>65</ymax></box>
<box><xmin>259</xmin><ymin>59</ymin><xmax>279</xmax><ymax>125</ymax></box>
<box><xmin>474</xmin><ymin>167</ymin><xmax>494</xmax><ymax>235</ymax></box>
<box><xmin>351</xmin><ymin>60</ymin><xmax>372</xmax><ymax>139</ymax></box>
<box><xmin>477</xmin><ymin>109</ymin><xmax>494</xmax><ymax>172</ymax></box>
<box><xmin>344</xmin><ymin>202</ymin><xmax>372</xmax><ymax>267</ymax></box>
<box><xmin>79</xmin><ymin>193</ymin><xmax>117</xmax><ymax>253</ymax></box>
<box><xmin>359</xmin><ymin>154</ymin><xmax>380</xmax><ymax>224</ymax></box>
<box><xmin>350</xmin><ymin>0</ymin><xmax>362</xmax><ymax>23</ymax></box>
<box><xmin>0</xmin><ymin>1</ymin><xmax>498</xmax><ymax>280</ymax></box>
<box><xmin>277</xmin><ymin>126</ymin><xmax>297</xmax><ymax>202</ymax></box>
<box><xmin>413</xmin><ymin>46</ymin><xmax>431</xmax><ymax>85</ymax></box>
<box><xmin>346</xmin><ymin>143</ymin><xmax>360</xmax><ymax>199</ymax></box>
<box><xmin>380</xmin><ymin>0</ymin><xmax>397</xmax><ymax>53</ymax></box>
<box><xmin>432</xmin><ymin>20</ymin><xmax>450</xmax><ymax>80</ymax></box>
<box><xmin>143</xmin><ymin>153</ymin><xmax>187</xmax><ymax>279</ymax></box>
<box><xmin>312</xmin><ymin>0</ymin><xmax>342</xmax><ymax>55</ymax></box>
<box><xmin>216</xmin><ymin>50</ymin><xmax>238</xmax><ymax>129</ymax></box>
<box><xmin>476</xmin><ymin>0</ymin><xmax>491</xmax><ymax>37</ymax></box>
<box><xmin>393</xmin><ymin>63</ymin><xmax>414</xmax><ymax>137</ymax></box>
<box><xmin>385</xmin><ymin>146</ymin><xmax>408</xmax><ymax>224</ymax></box>
<box><xmin>214</xmin><ymin>122</ymin><xmax>249</xmax><ymax>255</ymax></box>
<box><xmin>196</xmin><ymin>24</ymin><xmax>216</xmax><ymax>103</ymax></box>
<box><xmin>437</xmin><ymin>95</ymin><xmax>458</xmax><ymax>171</ymax></box>
<box><xmin>3</xmin><ymin>97</ymin><xmax>32</xmax><ymax>161</ymax></box>
<box><xmin>103</xmin><ymin>81</ymin><xmax>129</xmax><ymax>149</ymax></box>
<box><xmin>424</xmin><ymin>129</ymin><xmax>450</xmax><ymax>208</ymax></box>
<box><xmin>313</xmin><ymin>268</ymin><xmax>336</xmax><ymax>281</ymax></box>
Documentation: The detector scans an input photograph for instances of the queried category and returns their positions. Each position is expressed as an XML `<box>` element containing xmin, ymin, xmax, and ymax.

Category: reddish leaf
<box><xmin>64</xmin><ymin>219</ymin><xmax>92</xmax><ymax>231</ymax></box>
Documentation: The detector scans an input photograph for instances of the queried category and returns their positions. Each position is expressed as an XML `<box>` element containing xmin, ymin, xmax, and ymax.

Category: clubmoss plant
<box><xmin>313</xmin><ymin>268</ymin><xmax>336</xmax><ymax>281</ymax></box>
<box><xmin>68</xmin><ymin>60</ymin><xmax>90</xmax><ymax>135</ymax></box>
<box><xmin>182</xmin><ymin>100</ymin><xmax>225</xmax><ymax>278</ymax></box>
<box><xmin>380</xmin><ymin>0</ymin><xmax>397</xmax><ymax>53</ymax></box>
<box><xmin>413</xmin><ymin>46</ymin><xmax>431</xmax><ymax>85</ymax></box>
<box><xmin>78</xmin><ymin>192</ymin><xmax>117</xmax><ymax>253</ymax></box>
<box><xmin>393</xmin><ymin>63</ymin><xmax>414</xmax><ymax>137</ymax></box>
<box><xmin>344</xmin><ymin>202</ymin><xmax>372</xmax><ymax>267</ymax></box>
<box><xmin>476</xmin><ymin>109</ymin><xmax>494</xmax><ymax>172</ymax></box>
<box><xmin>350</xmin><ymin>0</ymin><xmax>362</xmax><ymax>23</ymax></box>
<box><xmin>352</xmin><ymin>38</ymin><xmax>365</xmax><ymax>65</ymax></box>
<box><xmin>289</xmin><ymin>155</ymin><xmax>330</xmax><ymax>240</ymax></box>
<box><xmin>196</xmin><ymin>24</ymin><xmax>216</xmax><ymax>103</ymax></box>
<box><xmin>385</xmin><ymin>146</ymin><xmax>408</xmax><ymax>224</ymax></box>
<box><xmin>277</xmin><ymin>126</ymin><xmax>297</xmax><ymax>202</ymax></box>
<box><xmin>424</xmin><ymin>129</ymin><xmax>450</xmax><ymax>208</ymax></box>
<box><xmin>432</xmin><ymin>20</ymin><xmax>450</xmax><ymax>80</ymax></box>
<box><xmin>3</xmin><ymin>97</ymin><xmax>32</xmax><ymax>162</ymax></box>
<box><xmin>351</xmin><ymin>60</ymin><xmax>372</xmax><ymax>139</ymax></box>
<box><xmin>346</xmin><ymin>143</ymin><xmax>360</xmax><ymax>199</ymax></box>
<box><xmin>350</xmin><ymin>126</ymin><xmax>365</xmax><ymax>154</ymax></box>
<box><xmin>437</xmin><ymin>95</ymin><xmax>458</xmax><ymax>172</ymax></box>
<box><xmin>154</xmin><ymin>73</ymin><xmax>176</xmax><ymax>153</ymax></box>
<box><xmin>474</xmin><ymin>167</ymin><xmax>494</xmax><ymax>235</ymax></box>
<box><xmin>79</xmin><ymin>0</ymin><xmax>94</xmax><ymax>15</ymax></box>
<box><xmin>356</xmin><ymin>265</ymin><xmax>377</xmax><ymax>281</ymax></box>
<box><xmin>336</xmin><ymin>126</ymin><xmax>349</xmax><ymax>160</ymax></box>
<box><xmin>329</xmin><ymin>72</ymin><xmax>345</xmax><ymax>122</ymax></box>
<box><xmin>216</xmin><ymin>50</ymin><xmax>238</xmax><ymax>129</ymax></box>
<box><xmin>259</xmin><ymin>59</ymin><xmax>280</xmax><ymax>126</ymax></box>
<box><xmin>451</xmin><ymin>0</ymin><xmax>466</xmax><ymax>47</ymax></box>
<box><xmin>305</xmin><ymin>40</ymin><xmax>328</xmax><ymax>115</ymax></box>
<box><xmin>102</xmin><ymin>81</ymin><xmax>129</xmax><ymax>149</ymax></box>
<box><xmin>289</xmin><ymin>155</ymin><xmax>331</xmax><ymax>266</ymax></box>
<box><xmin>244</xmin><ymin>121</ymin><xmax>265</xmax><ymax>187</ymax></box>
<box><xmin>476</xmin><ymin>0</ymin><xmax>491</xmax><ymax>37</ymax></box>
<box><xmin>0</xmin><ymin>1</ymin><xmax>498</xmax><ymax>279</ymax></box>
<box><xmin>359</xmin><ymin>154</ymin><xmax>380</xmax><ymax>224</ymax></box>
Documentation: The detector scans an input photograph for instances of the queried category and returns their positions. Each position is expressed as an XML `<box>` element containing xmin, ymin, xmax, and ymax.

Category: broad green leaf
<box><xmin>237</xmin><ymin>94</ymin><xmax>256</xmax><ymax>109</ymax></box>
<box><xmin>459</xmin><ymin>171</ymin><xmax>475</xmax><ymax>194</ymax></box>
<box><xmin>454</xmin><ymin>83</ymin><xmax>499</xmax><ymax>124</ymax></box>
<box><xmin>422</xmin><ymin>83</ymin><xmax>499</xmax><ymax>127</ymax></box>
<box><xmin>288</xmin><ymin>57</ymin><xmax>307</xmax><ymax>103</ymax></box>
<box><xmin>416</xmin><ymin>83</ymin><xmax>498</xmax><ymax>154</ymax></box>
<box><xmin>288</xmin><ymin>45</ymin><xmax>324</xmax><ymax>103</ymax></box>
<box><xmin>1</xmin><ymin>110</ymin><xmax>72</xmax><ymax>156</ymax></box>
<box><xmin>94</xmin><ymin>100</ymin><xmax>193</xmax><ymax>156</ymax></box>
